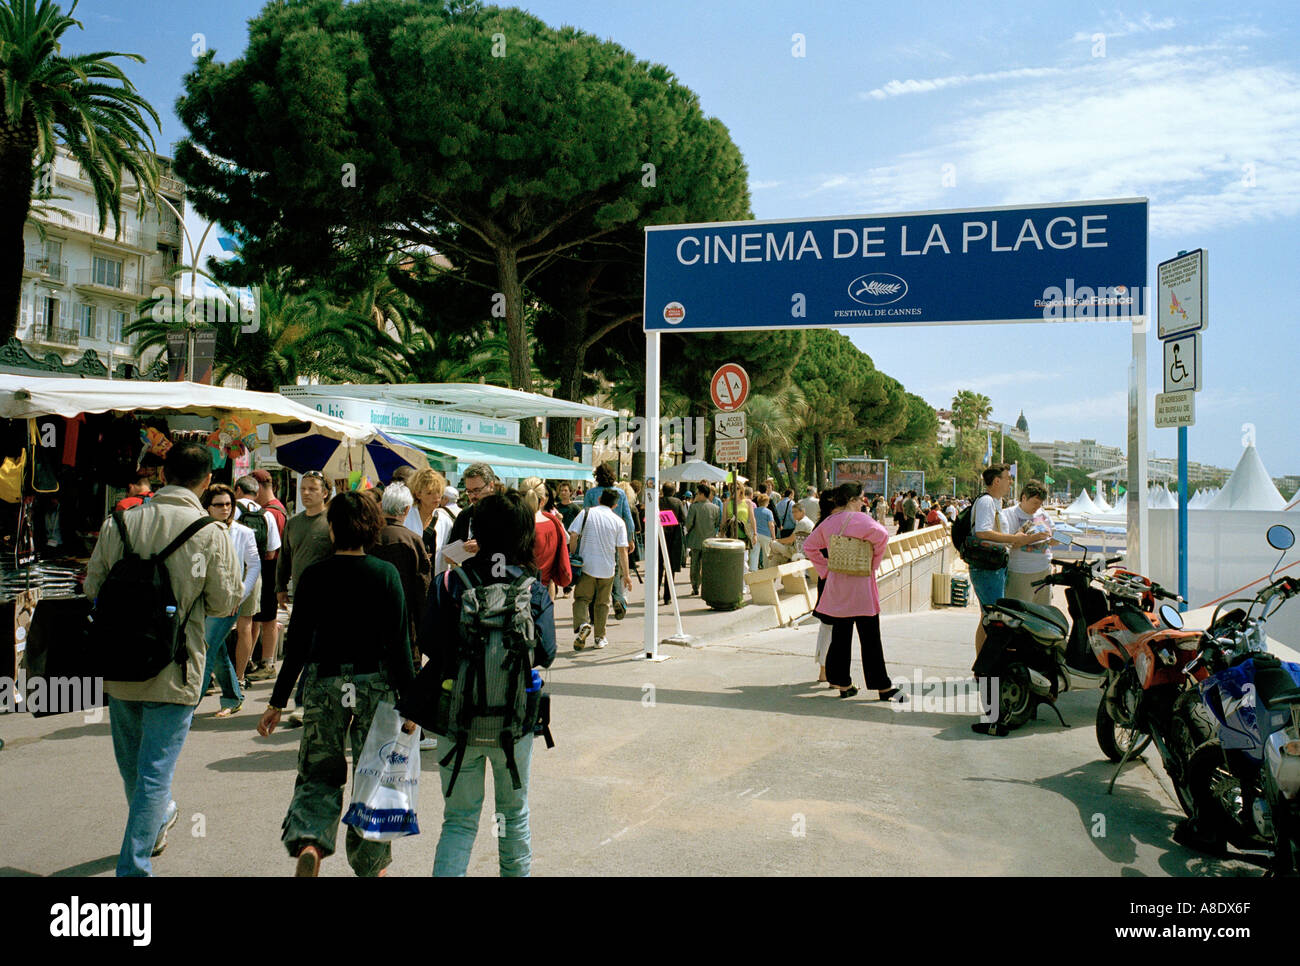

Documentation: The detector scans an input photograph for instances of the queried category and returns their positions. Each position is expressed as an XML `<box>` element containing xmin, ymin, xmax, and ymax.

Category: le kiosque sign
<box><xmin>644</xmin><ymin>198</ymin><xmax>1148</xmax><ymax>332</ymax></box>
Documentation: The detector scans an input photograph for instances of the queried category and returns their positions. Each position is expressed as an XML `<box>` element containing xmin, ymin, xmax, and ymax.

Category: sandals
<box><xmin>835</xmin><ymin>686</ymin><xmax>858</xmax><ymax>699</ymax></box>
<box><xmin>214</xmin><ymin>703</ymin><xmax>243</xmax><ymax>718</ymax></box>
<box><xmin>877</xmin><ymin>687</ymin><xmax>905</xmax><ymax>703</ymax></box>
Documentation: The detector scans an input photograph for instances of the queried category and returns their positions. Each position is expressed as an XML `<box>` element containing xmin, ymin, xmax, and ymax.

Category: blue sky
<box><xmin>80</xmin><ymin>0</ymin><xmax>1298</xmax><ymax>476</ymax></box>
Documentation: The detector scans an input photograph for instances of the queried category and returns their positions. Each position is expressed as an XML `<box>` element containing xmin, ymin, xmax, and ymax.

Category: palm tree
<box><xmin>743</xmin><ymin>386</ymin><xmax>806</xmax><ymax>487</ymax></box>
<box><xmin>1</xmin><ymin>0</ymin><xmax>161</xmax><ymax>341</ymax></box>
<box><xmin>126</xmin><ymin>269</ymin><xmax>384</xmax><ymax>390</ymax></box>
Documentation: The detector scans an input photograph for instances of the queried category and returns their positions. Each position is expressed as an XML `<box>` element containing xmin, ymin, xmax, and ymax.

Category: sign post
<box><xmin>1157</xmin><ymin>248</ymin><xmax>1208</xmax><ymax>611</ymax></box>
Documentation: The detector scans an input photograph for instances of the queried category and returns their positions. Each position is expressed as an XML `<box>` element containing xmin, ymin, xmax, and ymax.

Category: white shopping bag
<box><xmin>342</xmin><ymin>700</ymin><xmax>421</xmax><ymax>840</ymax></box>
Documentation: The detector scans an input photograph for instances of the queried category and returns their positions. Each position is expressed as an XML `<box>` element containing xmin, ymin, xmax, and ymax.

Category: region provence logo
<box><xmin>663</xmin><ymin>301</ymin><xmax>685</xmax><ymax>324</ymax></box>
<box><xmin>847</xmin><ymin>273</ymin><xmax>908</xmax><ymax>306</ymax></box>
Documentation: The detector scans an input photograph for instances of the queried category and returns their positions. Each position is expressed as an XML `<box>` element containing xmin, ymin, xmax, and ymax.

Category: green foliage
<box><xmin>0</xmin><ymin>0</ymin><xmax>162</xmax><ymax>341</ymax></box>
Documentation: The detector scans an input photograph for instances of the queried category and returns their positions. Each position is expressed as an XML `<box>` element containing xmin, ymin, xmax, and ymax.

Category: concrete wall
<box><xmin>876</xmin><ymin>524</ymin><xmax>954</xmax><ymax>615</ymax></box>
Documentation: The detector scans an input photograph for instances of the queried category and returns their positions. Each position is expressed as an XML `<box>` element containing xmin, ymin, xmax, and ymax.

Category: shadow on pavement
<box><xmin>206</xmin><ymin>748</ymin><xmax>299</xmax><ymax>772</ymax></box>
<box><xmin>0</xmin><ymin>854</ymin><xmax>117</xmax><ymax>877</ymax></box>
<box><xmin>969</xmin><ymin>760</ymin><xmax>1262</xmax><ymax>877</ymax></box>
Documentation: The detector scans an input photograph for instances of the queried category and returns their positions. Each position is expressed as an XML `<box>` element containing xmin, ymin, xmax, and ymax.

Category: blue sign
<box><xmin>644</xmin><ymin>199</ymin><xmax>1148</xmax><ymax>331</ymax></box>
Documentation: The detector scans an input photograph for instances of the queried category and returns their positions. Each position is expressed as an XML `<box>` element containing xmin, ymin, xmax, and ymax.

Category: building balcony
<box><xmin>73</xmin><ymin>269</ymin><xmax>149</xmax><ymax>298</ymax></box>
<box><xmin>158</xmin><ymin>175</ymin><xmax>185</xmax><ymax>199</ymax></box>
<box><xmin>22</xmin><ymin>257</ymin><xmax>68</xmax><ymax>282</ymax></box>
<box><xmin>41</xmin><ymin>208</ymin><xmax>156</xmax><ymax>251</ymax></box>
<box><xmin>34</xmin><ymin>326</ymin><xmax>80</xmax><ymax>348</ymax></box>
<box><xmin>156</xmin><ymin>224</ymin><xmax>182</xmax><ymax>247</ymax></box>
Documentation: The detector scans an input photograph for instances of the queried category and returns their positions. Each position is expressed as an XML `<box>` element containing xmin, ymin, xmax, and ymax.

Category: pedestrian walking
<box><xmin>258</xmin><ymin>491</ymin><xmax>417</xmax><ymax>877</ymax></box>
<box><xmin>247</xmin><ymin>469</ymin><xmax>288</xmax><ymax>683</ymax></box>
<box><xmin>85</xmin><ymin>442</ymin><xmax>241</xmax><ymax>876</ymax></box>
<box><xmin>658</xmin><ymin>482</ymin><xmax>687</xmax><ymax>603</ymax></box>
<box><xmin>753</xmin><ymin>492</ymin><xmax>775</xmax><ymax>570</ymax></box>
<box><xmin>446</xmin><ymin>462</ymin><xmax>498</xmax><ymax>565</ymax></box>
<box><xmin>568</xmin><ymin>488</ymin><xmax>631</xmax><ymax>650</ymax></box>
<box><xmin>372</xmin><ymin>482</ymin><xmax>432</xmax><ymax>648</ymax></box>
<box><xmin>802</xmin><ymin>483</ymin><xmax>902</xmax><ymax>701</ymax></box>
<box><xmin>197</xmin><ymin>483</ymin><xmax>260</xmax><ymax>718</ymax></box>
<box><xmin>232</xmin><ymin>475</ymin><xmax>278</xmax><ymax>689</ymax></box>
<box><xmin>683</xmin><ymin>484</ymin><xmax>720</xmax><ymax>595</ymax></box>
<box><xmin>275</xmin><ymin>470</ymin><xmax>335</xmax><ymax>723</ymax></box>
<box><xmin>413</xmin><ymin>490</ymin><xmax>557</xmax><ymax>876</ymax></box>
<box><xmin>583</xmin><ymin>463</ymin><xmax>636</xmax><ymax>620</ymax></box>
<box><xmin>520</xmin><ymin>476</ymin><xmax>572</xmax><ymax>597</ymax></box>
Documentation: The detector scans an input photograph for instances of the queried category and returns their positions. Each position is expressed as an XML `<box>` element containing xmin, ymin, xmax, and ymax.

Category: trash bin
<box><xmin>701</xmin><ymin>537</ymin><xmax>746</xmax><ymax>611</ymax></box>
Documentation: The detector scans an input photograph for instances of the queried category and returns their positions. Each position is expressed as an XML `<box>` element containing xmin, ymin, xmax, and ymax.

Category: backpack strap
<box><xmin>156</xmin><ymin>515</ymin><xmax>217</xmax><ymax>563</ymax></box>
<box><xmin>439</xmin><ymin>737</ymin><xmax>469</xmax><ymax>796</ymax></box>
<box><xmin>111</xmin><ymin>509</ymin><xmax>136</xmax><ymax>558</ymax></box>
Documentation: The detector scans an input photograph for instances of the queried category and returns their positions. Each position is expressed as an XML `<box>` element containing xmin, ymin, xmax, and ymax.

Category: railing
<box><xmin>156</xmin><ymin>224</ymin><xmax>181</xmax><ymax>246</ymax></box>
<box><xmin>40</xmin><ymin>326</ymin><xmax>80</xmax><ymax>347</ymax></box>
<box><xmin>72</xmin><ymin>269</ymin><xmax>149</xmax><ymax>296</ymax></box>
<box><xmin>23</xmin><ymin>257</ymin><xmax>67</xmax><ymax>281</ymax></box>
<box><xmin>158</xmin><ymin>175</ymin><xmax>185</xmax><ymax>198</ymax></box>
<box><xmin>45</xmin><ymin>208</ymin><xmax>151</xmax><ymax>248</ymax></box>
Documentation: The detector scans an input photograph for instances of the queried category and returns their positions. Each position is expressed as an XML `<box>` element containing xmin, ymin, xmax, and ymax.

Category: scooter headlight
<box><xmin>1266</xmin><ymin>732</ymin><xmax>1300</xmax><ymax>799</ymax></box>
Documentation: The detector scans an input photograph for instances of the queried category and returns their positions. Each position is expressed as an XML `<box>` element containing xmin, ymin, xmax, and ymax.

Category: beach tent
<box><xmin>1206</xmin><ymin>445</ymin><xmax>1287</xmax><ymax>511</ymax></box>
<box><xmin>660</xmin><ymin>459</ymin><xmax>729</xmax><ymax>484</ymax></box>
<box><xmin>1065</xmin><ymin>490</ymin><xmax>1098</xmax><ymax>515</ymax></box>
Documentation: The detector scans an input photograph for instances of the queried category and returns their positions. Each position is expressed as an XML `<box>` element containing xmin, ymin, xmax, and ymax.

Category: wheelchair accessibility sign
<box><xmin>1162</xmin><ymin>333</ymin><xmax>1201</xmax><ymax>394</ymax></box>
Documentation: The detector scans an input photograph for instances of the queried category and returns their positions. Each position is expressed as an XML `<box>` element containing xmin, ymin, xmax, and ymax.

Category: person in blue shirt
<box><xmin>753</xmin><ymin>493</ymin><xmax>776</xmax><ymax>570</ymax></box>
<box><xmin>583</xmin><ymin>463</ymin><xmax>636</xmax><ymax>619</ymax></box>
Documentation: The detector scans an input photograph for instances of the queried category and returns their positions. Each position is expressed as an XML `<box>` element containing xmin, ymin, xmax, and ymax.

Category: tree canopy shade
<box><xmin>174</xmin><ymin>0</ymin><xmax>750</xmax><ymax>447</ymax></box>
<box><xmin>0</xmin><ymin>0</ymin><xmax>161</xmax><ymax>342</ymax></box>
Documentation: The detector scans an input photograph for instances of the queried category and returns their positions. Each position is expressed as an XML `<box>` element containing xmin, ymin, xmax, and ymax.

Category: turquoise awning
<box><xmin>390</xmin><ymin>433</ymin><xmax>594</xmax><ymax>482</ymax></box>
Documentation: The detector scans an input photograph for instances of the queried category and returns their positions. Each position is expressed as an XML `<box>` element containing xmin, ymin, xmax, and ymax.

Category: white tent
<box><xmin>1189</xmin><ymin>487</ymin><xmax>1215</xmax><ymax>508</ymax></box>
<box><xmin>0</xmin><ymin>373</ymin><xmax>370</xmax><ymax>440</ymax></box>
<box><xmin>659</xmin><ymin>459</ymin><xmax>728</xmax><ymax>484</ymax></box>
<box><xmin>1092</xmin><ymin>490</ymin><xmax>1112</xmax><ymax>513</ymax></box>
<box><xmin>1207</xmin><ymin>445</ymin><xmax>1287</xmax><ymax>511</ymax></box>
<box><xmin>1064</xmin><ymin>490</ymin><xmax>1098</xmax><ymax>515</ymax></box>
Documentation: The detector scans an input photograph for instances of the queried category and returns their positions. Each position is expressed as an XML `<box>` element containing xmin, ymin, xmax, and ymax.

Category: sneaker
<box><xmin>419</xmin><ymin>735</ymin><xmax>438</xmax><ymax>751</ymax></box>
<box><xmin>594</xmin><ymin>637</ymin><xmax>608</xmax><ymax>649</ymax></box>
<box><xmin>294</xmin><ymin>844</ymin><xmax>323</xmax><ymax>877</ymax></box>
<box><xmin>152</xmin><ymin>800</ymin><xmax>179</xmax><ymax>857</ymax></box>
<box><xmin>247</xmin><ymin>664</ymin><xmax>278</xmax><ymax>681</ymax></box>
<box><xmin>574</xmin><ymin>622</ymin><xmax>593</xmax><ymax>651</ymax></box>
<box><xmin>612</xmin><ymin>603</ymin><xmax>627</xmax><ymax>620</ymax></box>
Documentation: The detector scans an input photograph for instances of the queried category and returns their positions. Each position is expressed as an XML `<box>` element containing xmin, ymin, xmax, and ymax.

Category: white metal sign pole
<box><xmin>644</xmin><ymin>329</ymin><xmax>661</xmax><ymax>660</ymax></box>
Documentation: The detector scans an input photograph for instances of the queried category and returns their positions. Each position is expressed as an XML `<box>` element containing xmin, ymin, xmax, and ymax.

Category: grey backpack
<box><xmin>436</xmin><ymin>569</ymin><xmax>539</xmax><ymax>794</ymax></box>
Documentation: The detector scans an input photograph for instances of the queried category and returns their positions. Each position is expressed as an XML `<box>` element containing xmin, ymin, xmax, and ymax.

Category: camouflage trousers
<box><xmin>281</xmin><ymin>666</ymin><xmax>396</xmax><ymax>876</ymax></box>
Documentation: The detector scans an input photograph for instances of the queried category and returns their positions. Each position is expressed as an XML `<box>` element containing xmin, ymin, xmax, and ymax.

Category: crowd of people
<box><xmin>85</xmin><ymin>443</ymin><xmax>1061</xmax><ymax>878</ymax></box>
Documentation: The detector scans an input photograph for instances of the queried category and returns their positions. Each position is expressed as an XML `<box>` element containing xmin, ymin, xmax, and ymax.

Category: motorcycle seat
<box><xmin>993</xmin><ymin>597</ymin><xmax>1069</xmax><ymax>641</ymax></box>
<box><xmin>1262</xmin><ymin>686</ymin><xmax>1300</xmax><ymax>710</ymax></box>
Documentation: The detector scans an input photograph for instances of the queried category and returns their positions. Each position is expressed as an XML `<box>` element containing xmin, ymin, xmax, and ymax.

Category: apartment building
<box><xmin>19</xmin><ymin>146</ymin><xmax>183</xmax><ymax>367</ymax></box>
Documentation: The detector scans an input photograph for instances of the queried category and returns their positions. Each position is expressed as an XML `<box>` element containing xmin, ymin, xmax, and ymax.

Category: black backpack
<box><xmin>89</xmin><ymin>510</ymin><xmax>216</xmax><ymax>683</ymax></box>
<box><xmin>434</xmin><ymin>568</ymin><xmax>552</xmax><ymax>795</ymax></box>
<box><xmin>238</xmin><ymin>503</ymin><xmax>270</xmax><ymax>557</ymax></box>
<box><xmin>952</xmin><ymin>497</ymin><xmax>1008</xmax><ymax>571</ymax></box>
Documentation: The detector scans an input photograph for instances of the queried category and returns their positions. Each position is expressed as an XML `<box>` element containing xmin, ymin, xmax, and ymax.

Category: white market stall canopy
<box><xmin>0</xmin><ymin>374</ymin><xmax>371</xmax><ymax>440</ymax></box>
<box><xmin>389</xmin><ymin>432</ymin><xmax>594</xmax><ymax>482</ymax></box>
<box><xmin>282</xmin><ymin>383</ymin><xmax>616</xmax><ymax>423</ymax></box>
<box><xmin>659</xmin><ymin>459</ymin><xmax>729</xmax><ymax>484</ymax></box>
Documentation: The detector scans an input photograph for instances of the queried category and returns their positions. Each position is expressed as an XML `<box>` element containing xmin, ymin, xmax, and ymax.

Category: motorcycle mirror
<box><xmin>1267</xmin><ymin>525</ymin><xmax>1295</xmax><ymax>552</ymax></box>
<box><xmin>1159</xmin><ymin>604</ymin><xmax>1184</xmax><ymax>630</ymax></box>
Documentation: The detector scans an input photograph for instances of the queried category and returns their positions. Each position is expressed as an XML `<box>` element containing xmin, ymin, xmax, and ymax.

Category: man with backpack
<box><xmin>407</xmin><ymin>490</ymin><xmax>557</xmax><ymax>876</ymax></box>
<box><xmin>774</xmin><ymin>488</ymin><xmax>796</xmax><ymax>539</ymax></box>
<box><xmin>233</xmin><ymin>476</ymin><xmax>281</xmax><ymax>686</ymax></box>
<box><xmin>85</xmin><ymin>442</ymin><xmax>242</xmax><ymax>876</ymax></box>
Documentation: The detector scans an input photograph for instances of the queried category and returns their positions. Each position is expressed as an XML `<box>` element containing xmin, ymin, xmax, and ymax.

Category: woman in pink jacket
<box><xmin>802</xmin><ymin>482</ymin><xmax>904</xmax><ymax>702</ymax></box>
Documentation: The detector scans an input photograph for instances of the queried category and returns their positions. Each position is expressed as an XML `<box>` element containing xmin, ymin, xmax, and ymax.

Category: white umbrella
<box><xmin>659</xmin><ymin>459</ymin><xmax>729</xmax><ymax>484</ymax></box>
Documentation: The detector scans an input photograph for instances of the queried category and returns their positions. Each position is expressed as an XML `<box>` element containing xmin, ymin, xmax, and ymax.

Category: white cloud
<box><xmin>749</xmin><ymin>180</ymin><xmax>782</xmax><ymax>190</ymax></box>
<box><xmin>861</xmin><ymin>66</ymin><xmax>1065</xmax><ymax>101</ymax></box>
<box><xmin>1069</xmin><ymin>12</ymin><xmax>1177</xmax><ymax>43</ymax></box>
<box><xmin>818</xmin><ymin>42</ymin><xmax>1300</xmax><ymax>235</ymax></box>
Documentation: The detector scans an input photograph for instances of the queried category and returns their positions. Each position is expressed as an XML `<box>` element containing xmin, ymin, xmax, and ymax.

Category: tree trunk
<box><xmin>0</xmin><ymin>136</ymin><xmax>38</xmax><ymax>345</ymax></box>
<box><xmin>549</xmin><ymin>349</ymin><xmax>585</xmax><ymax>460</ymax></box>
<box><xmin>813</xmin><ymin>431</ymin><xmax>825</xmax><ymax>491</ymax></box>
<box><xmin>493</xmin><ymin>244</ymin><xmax>539</xmax><ymax>449</ymax></box>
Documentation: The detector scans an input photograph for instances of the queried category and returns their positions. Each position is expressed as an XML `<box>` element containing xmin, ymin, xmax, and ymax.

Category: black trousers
<box><xmin>825</xmin><ymin>614</ymin><xmax>890</xmax><ymax>690</ymax></box>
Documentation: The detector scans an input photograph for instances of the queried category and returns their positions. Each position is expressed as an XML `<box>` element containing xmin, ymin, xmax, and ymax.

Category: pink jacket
<box><xmin>803</xmin><ymin>509</ymin><xmax>891</xmax><ymax>618</ymax></box>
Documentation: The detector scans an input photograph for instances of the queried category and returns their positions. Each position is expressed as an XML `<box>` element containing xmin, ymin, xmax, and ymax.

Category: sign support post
<box><xmin>644</xmin><ymin>330</ymin><xmax>665</xmax><ymax>661</ymax></box>
<box><xmin>1178</xmin><ymin>424</ymin><xmax>1189</xmax><ymax>610</ymax></box>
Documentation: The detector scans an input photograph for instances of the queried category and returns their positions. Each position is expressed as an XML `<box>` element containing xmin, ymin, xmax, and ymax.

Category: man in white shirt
<box><xmin>798</xmin><ymin>485</ymin><xmax>820</xmax><ymax>522</ymax></box>
<box><xmin>441</xmin><ymin>486</ymin><xmax>461</xmax><ymax>518</ymax></box>
<box><xmin>568</xmin><ymin>488</ymin><xmax>631</xmax><ymax>651</ymax></box>
<box><xmin>969</xmin><ymin>464</ymin><xmax>1047</xmax><ymax>655</ymax></box>
<box><xmin>1001</xmin><ymin>480</ymin><xmax>1054</xmax><ymax>606</ymax></box>
<box><xmin>233</xmin><ymin>476</ymin><xmax>281</xmax><ymax>684</ymax></box>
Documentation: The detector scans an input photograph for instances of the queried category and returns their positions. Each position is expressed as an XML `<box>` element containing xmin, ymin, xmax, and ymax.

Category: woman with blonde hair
<box><xmin>404</xmin><ymin>467</ymin><xmax>448</xmax><ymax>561</ymax></box>
<box><xmin>521</xmin><ymin>476</ymin><xmax>572</xmax><ymax>597</ymax></box>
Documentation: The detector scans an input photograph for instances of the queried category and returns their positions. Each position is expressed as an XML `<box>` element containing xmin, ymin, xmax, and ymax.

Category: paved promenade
<box><xmin>0</xmin><ymin>567</ymin><xmax>1265</xmax><ymax>877</ymax></box>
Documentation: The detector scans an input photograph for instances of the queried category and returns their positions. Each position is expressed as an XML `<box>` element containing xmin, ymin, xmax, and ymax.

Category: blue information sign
<box><xmin>644</xmin><ymin>198</ymin><xmax>1147</xmax><ymax>331</ymax></box>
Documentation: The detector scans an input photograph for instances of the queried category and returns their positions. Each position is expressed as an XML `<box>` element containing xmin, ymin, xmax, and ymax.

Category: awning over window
<box><xmin>391</xmin><ymin>433</ymin><xmax>594</xmax><ymax>482</ymax></box>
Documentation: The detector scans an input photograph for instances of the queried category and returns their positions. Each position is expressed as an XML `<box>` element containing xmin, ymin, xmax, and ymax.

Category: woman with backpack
<box><xmin>803</xmin><ymin>482</ymin><xmax>903</xmax><ymax>702</ymax></box>
<box><xmin>409</xmin><ymin>490</ymin><xmax>557</xmax><ymax>877</ymax></box>
<box><xmin>257</xmin><ymin>491</ymin><xmax>417</xmax><ymax>877</ymax></box>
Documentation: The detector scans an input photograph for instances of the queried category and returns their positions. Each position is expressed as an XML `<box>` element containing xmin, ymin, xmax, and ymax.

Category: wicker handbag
<box><xmin>827</xmin><ymin>513</ymin><xmax>875</xmax><ymax>576</ymax></box>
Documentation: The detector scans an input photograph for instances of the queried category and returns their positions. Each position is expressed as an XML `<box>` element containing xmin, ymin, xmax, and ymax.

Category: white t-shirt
<box><xmin>1002</xmin><ymin>504</ymin><xmax>1054</xmax><ymax>573</ymax></box>
<box><xmin>972</xmin><ymin>493</ymin><xmax>1002</xmax><ymax>539</ymax></box>
<box><xmin>403</xmin><ymin>504</ymin><xmax>425</xmax><ymax>538</ymax></box>
<box><xmin>946</xmin><ymin>504</ymin><xmax>958</xmax><ymax>521</ymax></box>
<box><xmin>569</xmin><ymin>504</ymin><xmax>628</xmax><ymax>580</ymax></box>
<box><xmin>235</xmin><ymin>498</ymin><xmax>281</xmax><ymax>552</ymax></box>
<box><xmin>431</xmin><ymin>507</ymin><xmax>458</xmax><ymax>577</ymax></box>
<box><xmin>798</xmin><ymin>497</ymin><xmax>820</xmax><ymax>521</ymax></box>
<box><xmin>228</xmin><ymin>521</ymin><xmax>262</xmax><ymax>603</ymax></box>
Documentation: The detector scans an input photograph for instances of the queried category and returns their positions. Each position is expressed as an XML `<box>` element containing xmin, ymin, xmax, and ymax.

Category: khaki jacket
<box><xmin>85</xmin><ymin>485</ymin><xmax>242</xmax><ymax>705</ymax></box>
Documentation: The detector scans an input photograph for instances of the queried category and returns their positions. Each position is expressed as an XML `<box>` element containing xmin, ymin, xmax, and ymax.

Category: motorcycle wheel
<box><xmin>996</xmin><ymin>663</ymin><xmax>1033</xmax><ymax>731</ymax></box>
<box><xmin>1184</xmin><ymin>741</ymin><xmax>1266</xmax><ymax>850</ymax></box>
<box><xmin>1096</xmin><ymin>698</ymin><xmax>1152</xmax><ymax>763</ymax></box>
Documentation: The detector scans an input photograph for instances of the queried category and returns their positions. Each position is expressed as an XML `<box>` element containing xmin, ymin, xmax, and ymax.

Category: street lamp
<box><xmin>154</xmin><ymin>193</ymin><xmax>215</xmax><ymax>382</ymax></box>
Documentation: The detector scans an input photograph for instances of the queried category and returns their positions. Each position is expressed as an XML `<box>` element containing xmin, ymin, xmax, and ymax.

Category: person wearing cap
<box><xmin>114</xmin><ymin>471</ymin><xmax>154</xmax><ymax>513</ymax></box>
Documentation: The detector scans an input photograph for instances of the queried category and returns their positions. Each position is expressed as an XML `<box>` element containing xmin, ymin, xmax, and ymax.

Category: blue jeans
<box><xmin>433</xmin><ymin>733</ymin><xmax>534</xmax><ymax>877</ymax></box>
<box><xmin>199</xmin><ymin>616</ymin><xmax>243</xmax><ymax>710</ymax></box>
<box><xmin>108</xmin><ymin>697</ymin><xmax>196</xmax><ymax>876</ymax></box>
<box><xmin>969</xmin><ymin>567</ymin><xmax>1007</xmax><ymax>609</ymax></box>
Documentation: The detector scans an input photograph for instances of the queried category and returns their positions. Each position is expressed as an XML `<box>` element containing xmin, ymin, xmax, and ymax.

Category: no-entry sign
<box><xmin>710</xmin><ymin>364</ymin><xmax>749</xmax><ymax>411</ymax></box>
